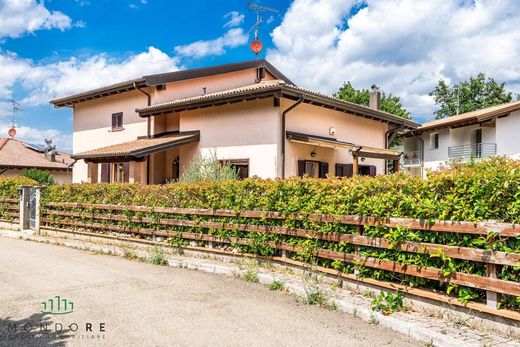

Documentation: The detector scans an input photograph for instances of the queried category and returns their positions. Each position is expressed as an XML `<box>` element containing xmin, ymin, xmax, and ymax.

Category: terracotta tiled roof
<box><xmin>0</xmin><ymin>138</ymin><xmax>71</xmax><ymax>170</ymax></box>
<box><xmin>72</xmin><ymin>132</ymin><xmax>200</xmax><ymax>160</ymax></box>
<box><xmin>137</xmin><ymin>80</ymin><xmax>419</xmax><ymax>129</ymax></box>
<box><xmin>416</xmin><ymin>100</ymin><xmax>520</xmax><ymax>132</ymax></box>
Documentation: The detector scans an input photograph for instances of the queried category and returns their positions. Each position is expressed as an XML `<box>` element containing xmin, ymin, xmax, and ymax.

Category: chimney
<box><xmin>369</xmin><ymin>84</ymin><xmax>381</xmax><ymax>110</ymax></box>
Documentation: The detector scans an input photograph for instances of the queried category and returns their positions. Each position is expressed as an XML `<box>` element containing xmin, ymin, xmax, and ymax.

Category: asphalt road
<box><xmin>0</xmin><ymin>237</ymin><xmax>415</xmax><ymax>347</ymax></box>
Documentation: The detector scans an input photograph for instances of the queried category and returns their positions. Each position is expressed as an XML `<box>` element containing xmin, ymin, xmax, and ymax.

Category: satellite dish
<box><xmin>8</xmin><ymin>128</ymin><xmax>16</xmax><ymax>138</ymax></box>
<box><xmin>250</xmin><ymin>39</ymin><xmax>263</xmax><ymax>55</ymax></box>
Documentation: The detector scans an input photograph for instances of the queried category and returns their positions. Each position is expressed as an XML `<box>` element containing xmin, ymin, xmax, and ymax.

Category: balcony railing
<box><xmin>402</xmin><ymin>150</ymin><xmax>422</xmax><ymax>166</ymax></box>
<box><xmin>448</xmin><ymin>143</ymin><xmax>497</xmax><ymax>161</ymax></box>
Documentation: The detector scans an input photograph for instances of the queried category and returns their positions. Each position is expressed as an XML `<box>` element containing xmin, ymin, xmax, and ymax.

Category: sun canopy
<box><xmin>72</xmin><ymin>132</ymin><xmax>199</xmax><ymax>162</ymax></box>
<box><xmin>286</xmin><ymin>131</ymin><xmax>401</xmax><ymax>160</ymax></box>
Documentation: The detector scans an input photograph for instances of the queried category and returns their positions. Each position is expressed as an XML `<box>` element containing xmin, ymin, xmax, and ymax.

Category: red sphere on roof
<box><xmin>8</xmin><ymin>128</ymin><xmax>16</xmax><ymax>138</ymax></box>
<box><xmin>250</xmin><ymin>39</ymin><xmax>263</xmax><ymax>54</ymax></box>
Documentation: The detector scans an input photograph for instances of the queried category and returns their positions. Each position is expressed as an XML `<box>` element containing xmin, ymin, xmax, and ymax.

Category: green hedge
<box><xmin>0</xmin><ymin>177</ymin><xmax>38</xmax><ymax>198</ymax></box>
<box><xmin>38</xmin><ymin>157</ymin><xmax>520</xmax><ymax>309</ymax></box>
<box><xmin>42</xmin><ymin>157</ymin><xmax>520</xmax><ymax>223</ymax></box>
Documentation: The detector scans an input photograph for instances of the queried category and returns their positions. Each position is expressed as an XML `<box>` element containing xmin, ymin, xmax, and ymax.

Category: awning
<box><xmin>286</xmin><ymin>131</ymin><xmax>401</xmax><ymax>160</ymax></box>
<box><xmin>72</xmin><ymin>131</ymin><xmax>200</xmax><ymax>162</ymax></box>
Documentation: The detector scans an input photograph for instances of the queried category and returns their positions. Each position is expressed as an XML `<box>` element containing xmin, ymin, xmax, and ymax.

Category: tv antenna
<box><xmin>8</xmin><ymin>99</ymin><xmax>21</xmax><ymax>138</ymax></box>
<box><xmin>248</xmin><ymin>0</ymin><xmax>278</xmax><ymax>58</ymax></box>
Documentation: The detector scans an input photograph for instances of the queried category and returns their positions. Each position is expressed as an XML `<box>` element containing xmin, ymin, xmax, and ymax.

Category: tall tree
<box><xmin>334</xmin><ymin>82</ymin><xmax>411</xmax><ymax>119</ymax></box>
<box><xmin>429</xmin><ymin>73</ymin><xmax>516</xmax><ymax>119</ymax></box>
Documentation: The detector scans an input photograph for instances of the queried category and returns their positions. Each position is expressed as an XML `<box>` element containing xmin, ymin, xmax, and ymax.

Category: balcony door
<box><xmin>474</xmin><ymin>128</ymin><xmax>482</xmax><ymax>158</ymax></box>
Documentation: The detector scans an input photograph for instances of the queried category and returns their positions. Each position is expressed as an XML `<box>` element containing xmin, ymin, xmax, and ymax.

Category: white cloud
<box><xmin>0</xmin><ymin>123</ymin><xmax>72</xmax><ymax>152</ymax></box>
<box><xmin>224</xmin><ymin>11</ymin><xmax>244</xmax><ymax>28</ymax></box>
<box><xmin>0</xmin><ymin>0</ymin><xmax>72</xmax><ymax>38</ymax></box>
<box><xmin>0</xmin><ymin>47</ymin><xmax>180</xmax><ymax>107</ymax></box>
<box><xmin>174</xmin><ymin>28</ymin><xmax>248</xmax><ymax>59</ymax></box>
<box><xmin>267</xmin><ymin>0</ymin><xmax>520</xmax><ymax>121</ymax></box>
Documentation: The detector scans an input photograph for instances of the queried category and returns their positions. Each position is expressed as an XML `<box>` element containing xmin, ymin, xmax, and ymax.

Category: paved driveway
<box><xmin>0</xmin><ymin>237</ymin><xmax>415</xmax><ymax>347</ymax></box>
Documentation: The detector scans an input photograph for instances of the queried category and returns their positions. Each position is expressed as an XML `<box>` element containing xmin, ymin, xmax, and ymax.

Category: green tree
<box><xmin>429</xmin><ymin>73</ymin><xmax>516</xmax><ymax>119</ymax></box>
<box><xmin>22</xmin><ymin>168</ymin><xmax>54</xmax><ymax>185</ymax></box>
<box><xmin>179</xmin><ymin>150</ymin><xmax>238</xmax><ymax>183</ymax></box>
<box><xmin>334</xmin><ymin>82</ymin><xmax>411</xmax><ymax>119</ymax></box>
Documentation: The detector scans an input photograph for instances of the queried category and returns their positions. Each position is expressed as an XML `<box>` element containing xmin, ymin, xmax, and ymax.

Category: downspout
<box><xmin>281</xmin><ymin>95</ymin><xmax>304</xmax><ymax>178</ymax></box>
<box><xmin>134</xmin><ymin>82</ymin><xmax>152</xmax><ymax>184</ymax></box>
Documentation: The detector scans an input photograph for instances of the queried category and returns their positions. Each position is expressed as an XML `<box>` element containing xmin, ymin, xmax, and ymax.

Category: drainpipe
<box><xmin>281</xmin><ymin>95</ymin><xmax>304</xmax><ymax>178</ymax></box>
<box><xmin>133</xmin><ymin>82</ymin><xmax>152</xmax><ymax>184</ymax></box>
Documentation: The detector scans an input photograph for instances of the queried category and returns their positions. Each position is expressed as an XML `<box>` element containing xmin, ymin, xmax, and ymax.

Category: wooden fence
<box><xmin>0</xmin><ymin>198</ymin><xmax>20</xmax><ymax>224</ymax></box>
<box><xmin>2</xmin><ymin>197</ymin><xmax>519</xmax><ymax>320</ymax></box>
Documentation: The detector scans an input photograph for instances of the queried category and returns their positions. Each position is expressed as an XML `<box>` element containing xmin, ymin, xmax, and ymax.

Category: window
<box><xmin>100</xmin><ymin>162</ymin><xmax>129</xmax><ymax>183</ymax></box>
<box><xmin>220</xmin><ymin>159</ymin><xmax>249</xmax><ymax>179</ymax></box>
<box><xmin>297</xmin><ymin>160</ymin><xmax>329</xmax><ymax>178</ymax></box>
<box><xmin>429</xmin><ymin>132</ymin><xmax>439</xmax><ymax>150</ymax></box>
<box><xmin>111</xmin><ymin>112</ymin><xmax>123</xmax><ymax>131</ymax></box>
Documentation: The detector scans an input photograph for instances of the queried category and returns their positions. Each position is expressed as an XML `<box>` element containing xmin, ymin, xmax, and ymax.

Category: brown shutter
<box><xmin>297</xmin><ymin>160</ymin><xmax>305</xmax><ymax>177</ymax></box>
<box><xmin>369</xmin><ymin>165</ymin><xmax>377</xmax><ymax>177</ymax></box>
<box><xmin>335</xmin><ymin>164</ymin><xmax>343</xmax><ymax>177</ymax></box>
<box><xmin>101</xmin><ymin>163</ymin><xmax>110</xmax><ymax>183</ymax></box>
<box><xmin>319</xmin><ymin>162</ymin><xmax>329</xmax><ymax>178</ymax></box>
<box><xmin>111</xmin><ymin>114</ymin><xmax>116</xmax><ymax>129</ymax></box>
<box><xmin>123</xmin><ymin>162</ymin><xmax>130</xmax><ymax>183</ymax></box>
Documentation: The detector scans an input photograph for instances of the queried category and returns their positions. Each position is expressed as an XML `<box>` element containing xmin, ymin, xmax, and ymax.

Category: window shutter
<box><xmin>319</xmin><ymin>162</ymin><xmax>329</xmax><ymax>178</ymax></box>
<box><xmin>101</xmin><ymin>163</ymin><xmax>110</xmax><ymax>183</ymax></box>
<box><xmin>369</xmin><ymin>165</ymin><xmax>377</xmax><ymax>177</ymax></box>
<box><xmin>297</xmin><ymin>160</ymin><xmax>305</xmax><ymax>177</ymax></box>
<box><xmin>335</xmin><ymin>164</ymin><xmax>343</xmax><ymax>177</ymax></box>
<box><xmin>335</xmin><ymin>163</ymin><xmax>354</xmax><ymax>178</ymax></box>
<box><xmin>111</xmin><ymin>115</ymin><xmax>116</xmax><ymax>129</ymax></box>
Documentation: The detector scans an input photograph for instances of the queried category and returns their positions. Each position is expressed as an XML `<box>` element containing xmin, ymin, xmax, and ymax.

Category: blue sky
<box><xmin>1</xmin><ymin>0</ymin><xmax>520</xmax><ymax>152</ymax></box>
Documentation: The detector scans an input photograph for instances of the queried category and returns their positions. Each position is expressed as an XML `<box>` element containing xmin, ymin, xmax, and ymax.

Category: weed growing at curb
<box><xmin>371</xmin><ymin>291</ymin><xmax>405</xmax><ymax>315</ymax></box>
<box><xmin>148</xmin><ymin>246</ymin><xmax>168</xmax><ymax>266</ymax></box>
<box><xmin>269</xmin><ymin>280</ymin><xmax>285</xmax><ymax>291</ymax></box>
<box><xmin>243</xmin><ymin>269</ymin><xmax>259</xmax><ymax>283</ymax></box>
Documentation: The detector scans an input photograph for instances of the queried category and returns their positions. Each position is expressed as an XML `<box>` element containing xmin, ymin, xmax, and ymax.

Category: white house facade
<box><xmin>401</xmin><ymin>101</ymin><xmax>520</xmax><ymax>178</ymax></box>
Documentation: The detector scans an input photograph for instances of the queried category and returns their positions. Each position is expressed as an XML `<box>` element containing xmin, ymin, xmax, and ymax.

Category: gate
<box><xmin>28</xmin><ymin>187</ymin><xmax>37</xmax><ymax>230</ymax></box>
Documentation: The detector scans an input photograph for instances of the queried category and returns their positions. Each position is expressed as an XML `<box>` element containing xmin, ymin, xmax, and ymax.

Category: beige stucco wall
<box><xmin>178</xmin><ymin>98</ymin><xmax>279</xmax><ymax>179</ymax></box>
<box><xmin>0</xmin><ymin>169</ymin><xmax>72</xmax><ymax>184</ymax></box>
<box><xmin>283</xmin><ymin>100</ymin><xmax>389</xmax><ymax>177</ymax></box>
<box><xmin>152</xmin><ymin>70</ymin><xmax>276</xmax><ymax>105</ymax></box>
<box><xmin>72</xmin><ymin>90</ymin><xmax>150</xmax><ymax>182</ymax></box>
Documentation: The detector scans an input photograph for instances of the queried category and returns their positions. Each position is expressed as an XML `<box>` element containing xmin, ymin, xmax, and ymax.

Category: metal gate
<box><xmin>29</xmin><ymin>187</ymin><xmax>37</xmax><ymax>230</ymax></box>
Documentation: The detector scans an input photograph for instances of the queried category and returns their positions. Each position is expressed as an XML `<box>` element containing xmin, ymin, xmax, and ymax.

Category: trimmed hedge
<box><xmin>0</xmin><ymin>177</ymin><xmax>38</xmax><ymax>198</ymax></box>
<box><xmin>34</xmin><ymin>157</ymin><xmax>520</xmax><ymax>309</ymax></box>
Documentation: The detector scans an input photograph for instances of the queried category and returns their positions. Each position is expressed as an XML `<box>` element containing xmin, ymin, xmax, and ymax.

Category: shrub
<box><xmin>0</xmin><ymin>177</ymin><xmax>38</xmax><ymax>198</ymax></box>
<box><xmin>22</xmin><ymin>169</ymin><xmax>54</xmax><ymax>186</ymax></box>
<box><xmin>179</xmin><ymin>150</ymin><xmax>238</xmax><ymax>183</ymax></box>
<box><xmin>269</xmin><ymin>280</ymin><xmax>285</xmax><ymax>291</ymax></box>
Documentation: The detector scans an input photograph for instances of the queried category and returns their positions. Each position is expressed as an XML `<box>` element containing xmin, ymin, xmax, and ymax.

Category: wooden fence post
<box><xmin>354</xmin><ymin>225</ymin><xmax>362</xmax><ymax>275</ymax></box>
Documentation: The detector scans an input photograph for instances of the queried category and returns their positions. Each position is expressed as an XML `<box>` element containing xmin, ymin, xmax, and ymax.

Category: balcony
<box><xmin>448</xmin><ymin>143</ymin><xmax>497</xmax><ymax>161</ymax></box>
<box><xmin>402</xmin><ymin>150</ymin><xmax>422</xmax><ymax>166</ymax></box>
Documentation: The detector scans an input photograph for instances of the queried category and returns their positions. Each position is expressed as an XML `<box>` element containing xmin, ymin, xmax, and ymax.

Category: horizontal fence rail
<box><xmin>36</xmin><ymin>201</ymin><xmax>520</xmax><ymax>313</ymax></box>
<box><xmin>2</xmin><ymin>197</ymin><xmax>518</xmax><ymax>320</ymax></box>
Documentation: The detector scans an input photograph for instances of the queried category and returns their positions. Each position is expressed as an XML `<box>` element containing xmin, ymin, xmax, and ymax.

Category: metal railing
<box><xmin>402</xmin><ymin>150</ymin><xmax>422</xmax><ymax>166</ymax></box>
<box><xmin>448</xmin><ymin>143</ymin><xmax>497</xmax><ymax>161</ymax></box>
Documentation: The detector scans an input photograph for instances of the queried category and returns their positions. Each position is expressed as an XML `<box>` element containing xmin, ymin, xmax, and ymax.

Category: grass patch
<box><xmin>269</xmin><ymin>280</ymin><xmax>285</xmax><ymax>291</ymax></box>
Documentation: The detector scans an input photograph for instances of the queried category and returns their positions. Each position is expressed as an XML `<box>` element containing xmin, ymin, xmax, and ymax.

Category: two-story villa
<box><xmin>51</xmin><ymin>60</ymin><xmax>418</xmax><ymax>184</ymax></box>
<box><xmin>402</xmin><ymin>101</ymin><xmax>520</xmax><ymax>177</ymax></box>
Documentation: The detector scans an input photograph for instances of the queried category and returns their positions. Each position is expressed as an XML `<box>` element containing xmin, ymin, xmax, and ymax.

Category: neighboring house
<box><xmin>401</xmin><ymin>101</ymin><xmax>520</xmax><ymax>178</ymax></box>
<box><xmin>0</xmin><ymin>138</ymin><xmax>72</xmax><ymax>183</ymax></box>
<box><xmin>50</xmin><ymin>60</ymin><xmax>418</xmax><ymax>184</ymax></box>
